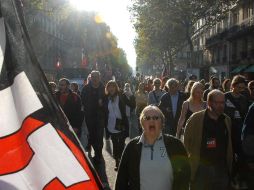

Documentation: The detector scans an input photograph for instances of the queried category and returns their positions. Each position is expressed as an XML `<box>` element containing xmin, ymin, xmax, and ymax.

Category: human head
<box><xmin>161</xmin><ymin>76</ymin><xmax>169</xmax><ymax>89</ymax></box>
<box><xmin>124</xmin><ymin>83</ymin><xmax>131</xmax><ymax>91</ymax></box>
<box><xmin>166</xmin><ymin>78</ymin><xmax>179</xmax><ymax>95</ymax></box>
<box><xmin>70</xmin><ymin>82</ymin><xmax>79</xmax><ymax>93</ymax></box>
<box><xmin>199</xmin><ymin>79</ymin><xmax>206</xmax><ymax>86</ymax></box>
<box><xmin>139</xmin><ymin>105</ymin><xmax>165</xmax><ymax>137</ymax></box>
<box><xmin>210</xmin><ymin>77</ymin><xmax>220</xmax><ymax>89</ymax></box>
<box><xmin>105</xmin><ymin>80</ymin><xmax>120</xmax><ymax>96</ymax></box>
<box><xmin>185</xmin><ymin>80</ymin><xmax>195</xmax><ymax>94</ymax></box>
<box><xmin>153</xmin><ymin>78</ymin><xmax>162</xmax><ymax>90</ymax></box>
<box><xmin>248</xmin><ymin>80</ymin><xmax>254</xmax><ymax>96</ymax></box>
<box><xmin>189</xmin><ymin>74</ymin><xmax>197</xmax><ymax>81</ymax></box>
<box><xmin>138</xmin><ymin>82</ymin><xmax>145</xmax><ymax>92</ymax></box>
<box><xmin>49</xmin><ymin>82</ymin><xmax>57</xmax><ymax>93</ymax></box>
<box><xmin>207</xmin><ymin>89</ymin><xmax>225</xmax><ymax>117</ymax></box>
<box><xmin>90</xmin><ymin>70</ymin><xmax>101</xmax><ymax>87</ymax></box>
<box><xmin>222</xmin><ymin>79</ymin><xmax>231</xmax><ymax>92</ymax></box>
<box><xmin>188</xmin><ymin>82</ymin><xmax>204</xmax><ymax>101</ymax></box>
<box><xmin>231</xmin><ymin>75</ymin><xmax>247</xmax><ymax>95</ymax></box>
<box><xmin>58</xmin><ymin>78</ymin><xmax>70</xmax><ymax>93</ymax></box>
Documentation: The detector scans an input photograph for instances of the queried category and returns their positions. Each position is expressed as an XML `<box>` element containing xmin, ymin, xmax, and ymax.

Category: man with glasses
<box><xmin>148</xmin><ymin>78</ymin><xmax>166</xmax><ymax>106</ymax></box>
<box><xmin>224</xmin><ymin>75</ymin><xmax>249</xmax><ymax>189</ymax></box>
<box><xmin>184</xmin><ymin>90</ymin><xmax>232</xmax><ymax>190</ymax></box>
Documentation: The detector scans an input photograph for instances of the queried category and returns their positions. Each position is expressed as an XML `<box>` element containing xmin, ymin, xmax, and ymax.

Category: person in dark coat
<box><xmin>81</xmin><ymin>71</ymin><xmax>105</xmax><ymax>164</ymax></box>
<box><xmin>159</xmin><ymin>78</ymin><xmax>186</xmax><ymax>136</ymax></box>
<box><xmin>224</xmin><ymin>75</ymin><xmax>249</xmax><ymax>189</ymax></box>
<box><xmin>55</xmin><ymin>78</ymin><xmax>83</xmax><ymax>138</ymax></box>
<box><xmin>242</xmin><ymin>102</ymin><xmax>254</xmax><ymax>189</ymax></box>
<box><xmin>115</xmin><ymin>105</ymin><xmax>190</xmax><ymax>190</ymax></box>
<box><xmin>104</xmin><ymin>80</ymin><xmax>129</xmax><ymax>171</ymax></box>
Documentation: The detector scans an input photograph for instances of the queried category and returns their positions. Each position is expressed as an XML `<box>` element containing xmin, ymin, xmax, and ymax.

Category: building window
<box><xmin>233</xmin><ymin>12</ymin><xmax>238</xmax><ymax>25</ymax></box>
<box><xmin>232</xmin><ymin>41</ymin><xmax>238</xmax><ymax>60</ymax></box>
<box><xmin>223</xmin><ymin>44</ymin><xmax>227</xmax><ymax>62</ymax></box>
<box><xmin>243</xmin><ymin>4</ymin><xmax>248</xmax><ymax>20</ymax></box>
<box><xmin>242</xmin><ymin>38</ymin><xmax>248</xmax><ymax>58</ymax></box>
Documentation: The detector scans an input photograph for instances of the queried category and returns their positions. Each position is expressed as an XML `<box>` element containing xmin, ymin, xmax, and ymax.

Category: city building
<box><xmin>190</xmin><ymin>0</ymin><xmax>254</xmax><ymax>81</ymax></box>
<box><xmin>23</xmin><ymin>0</ymin><xmax>85</xmax><ymax>81</ymax></box>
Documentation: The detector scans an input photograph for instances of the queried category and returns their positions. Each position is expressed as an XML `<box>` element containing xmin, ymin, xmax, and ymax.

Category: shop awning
<box><xmin>243</xmin><ymin>64</ymin><xmax>254</xmax><ymax>72</ymax></box>
<box><xmin>231</xmin><ymin>65</ymin><xmax>250</xmax><ymax>74</ymax></box>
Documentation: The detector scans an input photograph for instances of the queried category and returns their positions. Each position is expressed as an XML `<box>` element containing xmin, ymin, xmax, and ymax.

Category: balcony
<box><xmin>205</xmin><ymin>35</ymin><xmax>223</xmax><ymax>47</ymax></box>
<box><xmin>232</xmin><ymin>54</ymin><xmax>237</xmax><ymax>60</ymax></box>
<box><xmin>241</xmin><ymin>51</ymin><xmax>248</xmax><ymax>59</ymax></box>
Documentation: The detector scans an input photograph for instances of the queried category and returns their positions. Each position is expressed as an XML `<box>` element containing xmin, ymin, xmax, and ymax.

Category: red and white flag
<box><xmin>0</xmin><ymin>1</ymin><xmax>103</xmax><ymax>189</ymax></box>
<box><xmin>81</xmin><ymin>48</ymin><xmax>88</xmax><ymax>69</ymax></box>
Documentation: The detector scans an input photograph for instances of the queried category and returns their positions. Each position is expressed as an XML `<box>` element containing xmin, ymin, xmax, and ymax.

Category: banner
<box><xmin>0</xmin><ymin>1</ymin><xmax>103</xmax><ymax>189</ymax></box>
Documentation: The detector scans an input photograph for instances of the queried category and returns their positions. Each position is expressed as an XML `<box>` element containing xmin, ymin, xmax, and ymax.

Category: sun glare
<box><xmin>69</xmin><ymin>0</ymin><xmax>104</xmax><ymax>12</ymax></box>
<box><xmin>68</xmin><ymin>0</ymin><xmax>137</xmax><ymax>69</ymax></box>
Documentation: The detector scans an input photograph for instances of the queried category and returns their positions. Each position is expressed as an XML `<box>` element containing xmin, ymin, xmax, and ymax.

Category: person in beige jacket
<box><xmin>184</xmin><ymin>89</ymin><xmax>233</xmax><ymax>190</ymax></box>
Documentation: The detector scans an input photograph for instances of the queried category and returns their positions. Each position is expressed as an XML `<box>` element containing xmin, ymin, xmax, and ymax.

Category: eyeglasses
<box><xmin>143</xmin><ymin>115</ymin><xmax>160</xmax><ymax>121</ymax></box>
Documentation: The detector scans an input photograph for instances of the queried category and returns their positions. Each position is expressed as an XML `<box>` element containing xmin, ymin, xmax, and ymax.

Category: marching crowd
<box><xmin>49</xmin><ymin>71</ymin><xmax>254</xmax><ymax>190</ymax></box>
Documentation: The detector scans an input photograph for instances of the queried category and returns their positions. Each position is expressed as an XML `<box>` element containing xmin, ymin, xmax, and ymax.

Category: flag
<box><xmin>81</xmin><ymin>48</ymin><xmax>88</xmax><ymax>69</ymax></box>
<box><xmin>0</xmin><ymin>1</ymin><xmax>103</xmax><ymax>189</ymax></box>
<box><xmin>161</xmin><ymin>63</ymin><xmax>169</xmax><ymax>78</ymax></box>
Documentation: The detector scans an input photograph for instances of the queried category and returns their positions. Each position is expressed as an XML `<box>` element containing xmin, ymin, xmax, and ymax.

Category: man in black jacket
<box><xmin>81</xmin><ymin>71</ymin><xmax>105</xmax><ymax>164</ymax></box>
<box><xmin>159</xmin><ymin>78</ymin><xmax>186</xmax><ymax>136</ymax></box>
<box><xmin>55</xmin><ymin>78</ymin><xmax>83</xmax><ymax>138</ymax></box>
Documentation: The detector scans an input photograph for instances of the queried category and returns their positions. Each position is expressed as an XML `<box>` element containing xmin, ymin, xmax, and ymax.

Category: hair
<box><xmin>49</xmin><ymin>81</ymin><xmax>56</xmax><ymax>88</ymax></box>
<box><xmin>139</xmin><ymin>105</ymin><xmax>165</xmax><ymax>128</ymax></box>
<box><xmin>207</xmin><ymin>89</ymin><xmax>224</xmax><ymax>102</ymax></box>
<box><xmin>231</xmin><ymin>75</ymin><xmax>246</xmax><ymax>87</ymax></box>
<box><xmin>71</xmin><ymin>82</ymin><xmax>79</xmax><ymax>91</ymax></box>
<box><xmin>199</xmin><ymin>79</ymin><xmax>205</xmax><ymax>85</ymax></box>
<box><xmin>222</xmin><ymin>79</ymin><xmax>231</xmax><ymax>92</ymax></box>
<box><xmin>153</xmin><ymin>78</ymin><xmax>161</xmax><ymax>85</ymax></box>
<box><xmin>210</xmin><ymin>76</ymin><xmax>219</xmax><ymax>84</ymax></box>
<box><xmin>91</xmin><ymin>70</ymin><xmax>100</xmax><ymax>77</ymax></box>
<box><xmin>105</xmin><ymin>80</ymin><xmax>120</xmax><ymax>95</ymax></box>
<box><xmin>185</xmin><ymin>80</ymin><xmax>195</xmax><ymax>93</ymax></box>
<box><xmin>188</xmin><ymin>82</ymin><xmax>204</xmax><ymax>102</ymax></box>
<box><xmin>124</xmin><ymin>83</ymin><xmax>130</xmax><ymax>88</ymax></box>
<box><xmin>166</xmin><ymin>78</ymin><xmax>179</xmax><ymax>89</ymax></box>
<box><xmin>59</xmin><ymin>78</ymin><xmax>70</xmax><ymax>85</ymax></box>
<box><xmin>138</xmin><ymin>82</ymin><xmax>145</xmax><ymax>92</ymax></box>
<box><xmin>248</xmin><ymin>80</ymin><xmax>254</xmax><ymax>89</ymax></box>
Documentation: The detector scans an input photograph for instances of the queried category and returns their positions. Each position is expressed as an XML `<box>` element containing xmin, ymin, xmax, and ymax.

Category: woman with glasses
<box><xmin>115</xmin><ymin>105</ymin><xmax>190</xmax><ymax>190</ymax></box>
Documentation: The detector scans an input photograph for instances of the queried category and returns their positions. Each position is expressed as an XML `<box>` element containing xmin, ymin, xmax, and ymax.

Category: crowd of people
<box><xmin>49</xmin><ymin>71</ymin><xmax>254</xmax><ymax>190</ymax></box>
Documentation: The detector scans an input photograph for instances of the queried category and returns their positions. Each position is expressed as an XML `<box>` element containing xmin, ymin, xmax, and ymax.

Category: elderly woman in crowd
<box><xmin>115</xmin><ymin>105</ymin><xmax>190</xmax><ymax>190</ymax></box>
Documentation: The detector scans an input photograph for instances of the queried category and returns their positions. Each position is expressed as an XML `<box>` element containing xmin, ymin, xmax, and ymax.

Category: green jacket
<box><xmin>183</xmin><ymin>109</ymin><xmax>232</xmax><ymax>181</ymax></box>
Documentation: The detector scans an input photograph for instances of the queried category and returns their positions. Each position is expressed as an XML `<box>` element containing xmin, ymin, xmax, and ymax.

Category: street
<box><xmin>91</xmin><ymin>138</ymin><xmax>131</xmax><ymax>190</ymax></box>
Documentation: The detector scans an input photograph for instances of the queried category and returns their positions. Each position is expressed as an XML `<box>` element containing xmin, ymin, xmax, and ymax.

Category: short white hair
<box><xmin>166</xmin><ymin>78</ymin><xmax>179</xmax><ymax>88</ymax></box>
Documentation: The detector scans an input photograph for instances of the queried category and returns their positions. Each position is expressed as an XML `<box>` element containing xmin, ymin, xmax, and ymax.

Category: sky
<box><xmin>69</xmin><ymin>0</ymin><xmax>137</xmax><ymax>70</ymax></box>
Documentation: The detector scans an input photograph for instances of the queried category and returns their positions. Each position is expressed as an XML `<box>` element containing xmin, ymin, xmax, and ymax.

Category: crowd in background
<box><xmin>49</xmin><ymin>71</ymin><xmax>254</xmax><ymax>190</ymax></box>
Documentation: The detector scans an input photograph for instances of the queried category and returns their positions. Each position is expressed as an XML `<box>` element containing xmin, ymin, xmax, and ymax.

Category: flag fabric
<box><xmin>0</xmin><ymin>1</ymin><xmax>103</xmax><ymax>189</ymax></box>
<box><xmin>81</xmin><ymin>48</ymin><xmax>88</xmax><ymax>69</ymax></box>
<box><xmin>161</xmin><ymin>64</ymin><xmax>169</xmax><ymax>78</ymax></box>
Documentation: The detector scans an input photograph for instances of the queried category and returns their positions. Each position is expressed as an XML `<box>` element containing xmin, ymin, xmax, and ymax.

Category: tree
<box><xmin>130</xmin><ymin>0</ymin><xmax>237</xmax><ymax>74</ymax></box>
